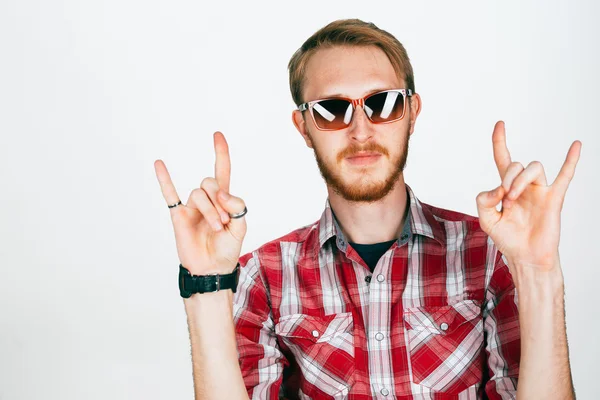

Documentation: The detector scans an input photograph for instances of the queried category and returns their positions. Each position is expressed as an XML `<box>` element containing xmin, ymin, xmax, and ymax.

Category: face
<box><xmin>292</xmin><ymin>45</ymin><xmax>421</xmax><ymax>203</ymax></box>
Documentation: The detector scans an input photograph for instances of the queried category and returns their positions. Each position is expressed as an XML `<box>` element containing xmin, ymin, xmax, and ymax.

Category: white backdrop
<box><xmin>1</xmin><ymin>0</ymin><xmax>598</xmax><ymax>399</ymax></box>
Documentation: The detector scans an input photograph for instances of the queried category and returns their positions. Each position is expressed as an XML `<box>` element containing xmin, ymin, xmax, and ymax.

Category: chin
<box><xmin>334</xmin><ymin>175</ymin><xmax>397</xmax><ymax>203</ymax></box>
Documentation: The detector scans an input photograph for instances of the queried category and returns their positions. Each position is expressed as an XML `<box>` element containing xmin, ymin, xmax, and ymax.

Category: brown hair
<box><xmin>288</xmin><ymin>19</ymin><xmax>415</xmax><ymax>106</ymax></box>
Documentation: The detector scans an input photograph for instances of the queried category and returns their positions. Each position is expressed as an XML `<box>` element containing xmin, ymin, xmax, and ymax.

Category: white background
<box><xmin>1</xmin><ymin>0</ymin><xmax>598</xmax><ymax>399</ymax></box>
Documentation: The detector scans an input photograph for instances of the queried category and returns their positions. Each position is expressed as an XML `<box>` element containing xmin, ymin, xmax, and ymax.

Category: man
<box><xmin>155</xmin><ymin>19</ymin><xmax>580</xmax><ymax>399</ymax></box>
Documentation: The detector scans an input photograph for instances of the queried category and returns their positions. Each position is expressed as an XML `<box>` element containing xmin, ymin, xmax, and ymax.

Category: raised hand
<box><xmin>154</xmin><ymin>131</ymin><xmax>247</xmax><ymax>275</ymax></box>
<box><xmin>475</xmin><ymin>121</ymin><xmax>582</xmax><ymax>275</ymax></box>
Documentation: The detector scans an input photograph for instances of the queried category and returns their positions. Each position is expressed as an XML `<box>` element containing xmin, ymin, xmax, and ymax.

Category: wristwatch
<box><xmin>178</xmin><ymin>263</ymin><xmax>240</xmax><ymax>298</ymax></box>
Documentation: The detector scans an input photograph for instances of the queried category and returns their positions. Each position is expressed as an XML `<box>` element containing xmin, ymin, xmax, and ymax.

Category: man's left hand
<box><xmin>475</xmin><ymin>121</ymin><xmax>582</xmax><ymax>278</ymax></box>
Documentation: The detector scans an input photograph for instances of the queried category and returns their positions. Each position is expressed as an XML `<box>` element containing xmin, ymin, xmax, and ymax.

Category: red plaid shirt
<box><xmin>233</xmin><ymin>183</ymin><xmax>520</xmax><ymax>399</ymax></box>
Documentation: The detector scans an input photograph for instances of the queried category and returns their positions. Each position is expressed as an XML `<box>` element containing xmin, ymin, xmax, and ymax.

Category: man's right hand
<box><xmin>154</xmin><ymin>131</ymin><xmax>247</xmax><ymax>275</ymax></box>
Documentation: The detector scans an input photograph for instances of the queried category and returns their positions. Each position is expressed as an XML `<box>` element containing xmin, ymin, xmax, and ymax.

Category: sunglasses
<box><xmin>298</xmin><ymin>88</ymin><xmax>412</xmax><ymax>131</ymax></box>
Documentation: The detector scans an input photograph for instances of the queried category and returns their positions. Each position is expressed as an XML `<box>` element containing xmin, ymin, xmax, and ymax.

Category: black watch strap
<box><xmin>178</xmin><ymin>263</ymin><xmax>239</xmax><ymax>298</ymax></box>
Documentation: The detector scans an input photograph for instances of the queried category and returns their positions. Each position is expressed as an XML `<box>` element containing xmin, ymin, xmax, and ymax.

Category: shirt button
<box><xmin>312</xmin><ymin>330</ymin><xmax>319</xmax><ymax>338</ymax></box>
<box><xmin>440</xmin><ymin>322</ymin><xmax>449</xmax><ymax>331</ymax></box>
<box><xmin>381</xmin><ymin>388</ymin><xmax>389</xmax><ymax>396</ymax></box>
<box><xmin>365</xmin><ymin>276</ymin><xmax>372</xmax><ymax>283</ymax></box>
<box><xmin>375</xmin><ymin>332</ymin><xmax>384</xmax><ymax>341</ymax></box>
<box><xmin>377</xmin><ymin>274</ymin><xmax>385</xmax><ymax>283</ymax></box>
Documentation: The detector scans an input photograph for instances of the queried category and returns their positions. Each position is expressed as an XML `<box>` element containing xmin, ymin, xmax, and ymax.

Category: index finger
<box><xmin>492</xmin><ymin>121</ymin><xmax>512</xmax><ymax>179</ymax></box>
<box><xmin>214</xmin><ymin>131</ymin><xmax>231</xmax><ymax>192</ymax></box>
<box><xmin>154</xmin><ymin>159</ymin><xmax>181</xmax><ymax>206</ymax></box>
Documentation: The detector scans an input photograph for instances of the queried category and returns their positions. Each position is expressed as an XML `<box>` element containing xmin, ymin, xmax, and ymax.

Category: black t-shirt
<box><xmin>349</xmin><ymin>239</ymin><xmax>397</xmax><ymax>272</ymax></box>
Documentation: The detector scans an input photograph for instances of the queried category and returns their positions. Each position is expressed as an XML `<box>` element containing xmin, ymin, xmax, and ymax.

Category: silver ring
<box><xmin>229</xmin><ymin>206</ymin><xmax>248</xmax><ymax>219</ymax></box>
<box><xmin>168</xmin><ymin>200</ymin><xmax>182</xmax><ymax>209</ymax></box>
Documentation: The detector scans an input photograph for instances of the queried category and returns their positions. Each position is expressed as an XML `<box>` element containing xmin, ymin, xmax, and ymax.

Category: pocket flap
<box><xmin>404</xmin><ymin>300</ymin><xmax>481</xmax><ymax>334</ymax></box>
<box><xmin>275</xmin><ymin>312</ymin><xmax>353</xmax><ymax>343</ymax></box>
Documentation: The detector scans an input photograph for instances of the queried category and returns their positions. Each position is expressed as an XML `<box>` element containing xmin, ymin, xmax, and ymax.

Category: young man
<box><xmin>155</xmin><ymin>19</ymin><xmax>580</xmax><ymax>399</ymax></box>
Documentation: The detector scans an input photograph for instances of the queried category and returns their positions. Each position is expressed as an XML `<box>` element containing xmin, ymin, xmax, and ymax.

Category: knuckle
<box><xmin>529</xmin><ymin>160</ymin><xmax>542</xmax><ymax>169</ymax></box>
<box><xmin>190</xmin><ymin>188</ymin><xmax>205</xmax><ymax>201</ymax></box>
<box><xmin>200</xmin><ymin>177</ymin><xmax>217</xmax><ymax>190</ymax></box>
<box><xmin>191</xmin><ymin>191</ymin><xmax>210</xmax><ymax>210</ymax></box>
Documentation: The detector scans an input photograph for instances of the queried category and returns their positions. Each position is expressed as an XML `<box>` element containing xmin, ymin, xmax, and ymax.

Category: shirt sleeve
<box><xmin>482</xmin><ymin>244</ymin><xmax>521</xmax><ymax>399</ymax></box>
<box><xmin>233</xmin><ymin>252</ymin><xmax>288</xmax><ymax>400</ymax></box>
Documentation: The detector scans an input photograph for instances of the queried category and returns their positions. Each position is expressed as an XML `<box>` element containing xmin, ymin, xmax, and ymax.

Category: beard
<box><xmin>310</xmin><ymin>124</ymin><xmax>410</xmax><ymax>203</ymax></box>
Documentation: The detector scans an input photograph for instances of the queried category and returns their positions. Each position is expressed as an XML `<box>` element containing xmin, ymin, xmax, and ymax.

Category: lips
<box><xmin>346</xmin><ymin>151</ymin><xmax>381</xmax><ymax>159</ymax></box>
<box><xmin>345</xmin><ymin>152</ymin><xmax>382</xmax><ymax>166</ymax></box>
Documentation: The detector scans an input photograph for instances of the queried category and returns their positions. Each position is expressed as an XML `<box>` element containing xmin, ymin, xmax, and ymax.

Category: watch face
<box><xmin>179</xmin><ymin>265</ymin><xmax>193</xmax><ymax>298</ymax></box>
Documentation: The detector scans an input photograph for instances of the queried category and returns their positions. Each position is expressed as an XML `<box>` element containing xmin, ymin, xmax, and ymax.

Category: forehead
<box><xmin>303</xmin><ymin>45</ymin><xmax>402</xmax><ymax>101</ymax></box>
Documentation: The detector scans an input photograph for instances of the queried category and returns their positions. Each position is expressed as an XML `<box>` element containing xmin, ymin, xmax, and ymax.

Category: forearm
<box><xmin>512</xmin><ymin>260</ymin><xmax>575</xmax><ymax>399</ymax></box>
<box><xmin>184</xmin><ymin>291</ymin><xmax>249</xmax><ymax>400</ymax></box>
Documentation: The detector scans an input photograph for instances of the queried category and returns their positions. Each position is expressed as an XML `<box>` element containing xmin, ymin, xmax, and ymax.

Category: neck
<box><xmin>327</xmin><ymin>176</ymin><xmax>409</xmax><ymax>244</ymax></box>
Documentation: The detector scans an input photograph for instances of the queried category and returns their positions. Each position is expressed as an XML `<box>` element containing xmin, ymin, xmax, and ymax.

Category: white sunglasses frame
<box><xmin>298</xmin><ymin>88</ymin><xmax>413</xmax><ymax>131</ymax></box>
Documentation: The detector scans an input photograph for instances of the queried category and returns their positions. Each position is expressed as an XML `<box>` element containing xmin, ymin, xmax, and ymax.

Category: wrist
<box><xmin>512</xmin><ymin>259</ymin><xmax>564</xmax><ymax>299</ymax></box>
<box><xmin>184</xmin><ymin>291</ymin><xmax>235</xmax><ymax>334</ymax></box>
<box><xmin>179</xmin><ymin>263</ymin><xmax>240</xmax><ymax>298</ymax></box>
<box><xmin>184</xmin><ymin>289</ymin><xmax>234</xmax><ymax>313</ymax></box>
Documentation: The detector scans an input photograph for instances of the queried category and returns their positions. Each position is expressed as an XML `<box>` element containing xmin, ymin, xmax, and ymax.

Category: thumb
<box><xmin>476</xmin><ymin>185</ymin><xmax>505</xmax><ymax>233</ymax></box>
<box><xmin>217</xmin><ymin>189</ymin><xmax>248</xmax><ymax>239</ymax></box>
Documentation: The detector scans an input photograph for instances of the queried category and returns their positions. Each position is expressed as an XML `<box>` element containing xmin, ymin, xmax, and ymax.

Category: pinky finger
<box><xmin>154</xmin><ymin>160</ymin><xmax>181</xmax><ymax>207</ymax></box>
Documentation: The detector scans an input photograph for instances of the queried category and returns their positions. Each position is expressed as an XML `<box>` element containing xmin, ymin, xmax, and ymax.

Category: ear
<box><xmin>292</xmin><ymin>109</ymin><xmax>314</xmax><ymax>148</ymax></box>
<box><xmin>407</xmin><ymin>93</ymin><xmax>422</xmax><ymax>136</ymax></box>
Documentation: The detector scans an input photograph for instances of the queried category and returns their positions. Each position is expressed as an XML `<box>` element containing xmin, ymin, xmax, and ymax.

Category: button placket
<box><xmin>366</xmin><ymin>257</ymin><xmax>394</xmax><ymax>399</ymax></box>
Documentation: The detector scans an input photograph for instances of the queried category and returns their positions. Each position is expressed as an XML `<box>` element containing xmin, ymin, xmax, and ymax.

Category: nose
<box><xmin>347</xmin><ymin>102</ymin><xmax>374</xmax><ymax>143</ymax></box>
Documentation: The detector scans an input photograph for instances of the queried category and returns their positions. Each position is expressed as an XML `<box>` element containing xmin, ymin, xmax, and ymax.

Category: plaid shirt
<box><xmin>233</xmin><ymin>183</ymin><xmax>520</xmax><ymax>399</ymax></box>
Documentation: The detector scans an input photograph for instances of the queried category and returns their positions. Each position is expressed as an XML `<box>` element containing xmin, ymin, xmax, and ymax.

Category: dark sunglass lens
<box><xmin>312</xmin><ymin>99</ymin><xmax>353</xmax><ymax>129</ymax></box>
<box><xmin>364</xmin><ymin>91</ymin><xmax>404</xmax><ymax>122</ymax></box>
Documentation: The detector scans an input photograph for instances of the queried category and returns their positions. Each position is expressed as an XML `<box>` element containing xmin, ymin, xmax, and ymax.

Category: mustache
<box><xmin>337</xmin><ymin>142</ymin><xmax>390</xmax><ymax>163</ymax></box>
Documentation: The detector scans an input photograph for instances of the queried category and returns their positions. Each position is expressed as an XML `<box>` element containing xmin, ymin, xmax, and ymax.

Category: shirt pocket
<box><xmin>275</xmin><ymin>312</ymin><xmax>355</xmax><ymax>397</ymax></box>
<box><xmin>404</xmin><ymin>300</ymin><xmax>484</xmax><ymax>394</ymax></box>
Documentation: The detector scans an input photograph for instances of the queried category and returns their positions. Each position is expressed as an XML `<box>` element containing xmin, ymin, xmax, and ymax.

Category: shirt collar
<box><xmin>317</xmin><ymin>183</ymin><xmax>447</xmax><ymax>249</ymax></box>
